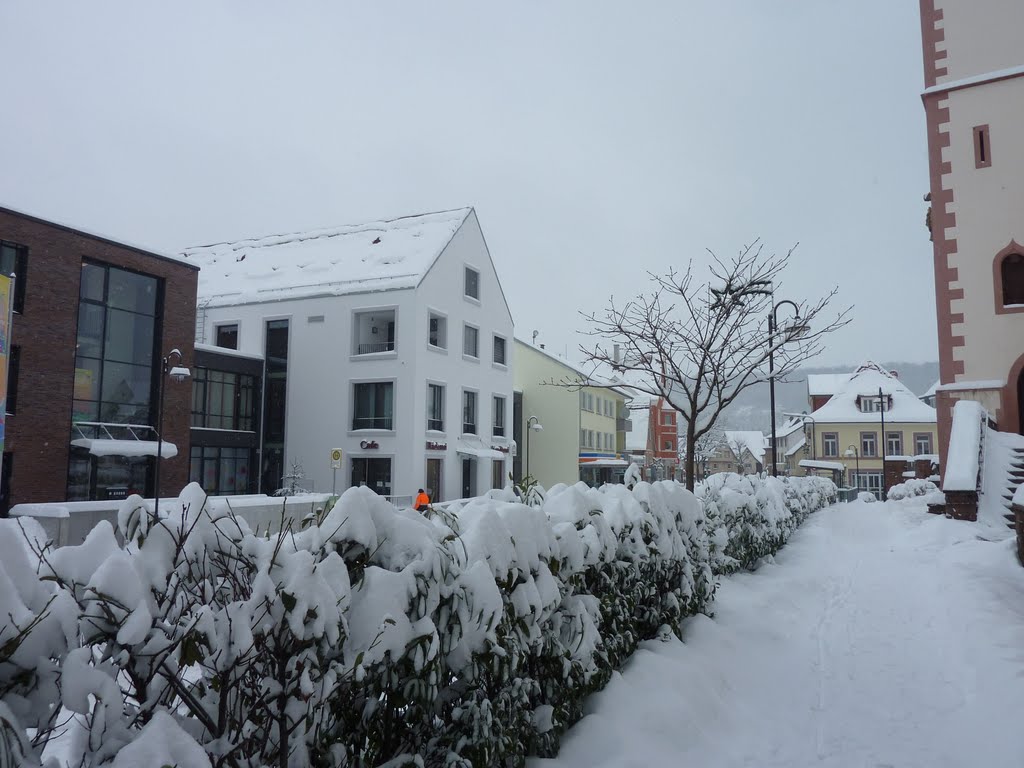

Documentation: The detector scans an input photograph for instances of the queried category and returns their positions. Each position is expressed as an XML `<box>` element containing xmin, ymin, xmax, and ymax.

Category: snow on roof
<box><xmin>798</xmin><ymin>459</ymin><xmax>845</xmax><ymax>472</ymax></box>
<box><xmin>194</xmin><ymin>342</ymin><xmax>264</xmax><ymax>361</ymax></box>
<box><xmin>921</xmin><ymin>380</ymin><xmax>939</xmax><ymax>399</ymax></box>
<box><xmin>809</xmin><ymin>362</ymin><xmax>937</xmax><ymax>424</ymax></box>
<box><xmin>183</xmin><ymin>208</ymin><xmax>472</xmax><ymax>307</ymax></box>
<box><xmin>806</xmin><ymin>373</ymin><xmax>851</xmax><ymax>396</ymax></box>
<box><xmin>775</xmin><ymin>417</ymin><xmax>804</xmax><ymax>439</ymax></box>
<box><xmin>725</xmin><ymin>431</ymin><xmax>768</xmax><ymax>463</ymax></box>
<box><xmin>943</xmin><ymin>400</ymin><xmax>986</xmax><ymax>492</ymax></box>
<box><xmin>784</xmin><ymin>435</ymin><xmax>806</xmax><ymax>457</ymax></box>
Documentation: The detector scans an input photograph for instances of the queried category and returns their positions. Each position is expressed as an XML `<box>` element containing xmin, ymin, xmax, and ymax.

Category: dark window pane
<box><xmin>104</xmin><ymin>308</ymin><xmax>155</xmax><ymax>365</ymax></box>
<box><xmin>77</xmin><ymin>303</ymin><xmax>106</xmax><ymax>359</ymax></box>
<box><xmin>101</xmin><ymin>361</ymin><xmax>152</xmax><ymax>405</ymax></box>
<box><xmin>107</xmin><ymin>267</ymin><xmax>158</xmax><ymax>315</ymax></box>
<box><xmin>6</xmin><ymin>346</ymin><xmax>19</xmax><ymax>414</ymax></box>
<box><xmin>81</xmin><ymin>263</ymin><xmax>106</xmax><ymax>302</ymax></box>
<box><xmin>216</xmin><ymin>324</ymin><xmax>238</xmax><ymax>350</ymax></box>
<box><xmin>74</xmin><ymin>358</ymin><xmax>102</xmax><ymax>403</ymax></box>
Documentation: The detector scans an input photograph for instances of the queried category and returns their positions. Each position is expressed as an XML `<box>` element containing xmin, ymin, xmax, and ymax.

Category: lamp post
<box><xmin>845</xmin><ymin>444</ymin><xmax>860</xmax><ymax>491</ymax></box>
<box><xmin>877</xmin><ymin>386</ymin><xmax>886</xmax><ymax>495</ymax></box>
<box><xmin>154</xmin><ymin>348</ymin><xmax>191</xmax><ymax>519</ymax></box>
<box><xmin>525</xmin><ymin>416</ymin><xmax>542</xmax><ymax>479</ymax></box>
<box><xmin>768</xmin><ymin>300</ymin><xmax>809</xmax><ymax>477</ymax></box>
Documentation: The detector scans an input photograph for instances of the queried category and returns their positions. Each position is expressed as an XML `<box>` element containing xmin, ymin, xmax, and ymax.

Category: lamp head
<box><xmin>169</xmin><ymin>366</ymin><xmax>191</xmax><ymax>383</ymax></box>
<box><xmin>530</xmin><ymin>423</ymin><xmax>543</xmax><ymax>432</ymax></box>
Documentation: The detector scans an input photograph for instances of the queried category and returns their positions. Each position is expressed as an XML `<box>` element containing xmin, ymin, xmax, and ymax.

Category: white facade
<box><xmin>186</xmin><ymin>209</ymin><xmax>514</xmax><ymax>503</ymax></box>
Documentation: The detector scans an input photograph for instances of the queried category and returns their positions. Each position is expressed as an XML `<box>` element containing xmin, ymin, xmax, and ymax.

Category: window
<box><xmin>353</xmin><ymin>310</ymin><xmax>396</xmax><ymax>355</ymax></box>
<box><xmin>463</xmin><ymin>390</ymin><xmax>477</xmax><ymax>434</ymax></box>
<box><xmin>587</xmin><ymin>393</ymin><xmax>593</xmax><ymax>411</ymax></box>
<box><xmin>974</xmin><ymin>124</ymin><xmax>991</xmax><ymax>169</ymax></box>
<box><xmin>492</xmin><ymin>459</ymin><xmax>504</xmax><ymax>490</ymax></box>
<box><xmin>464</xmin><ymin>266</ymin><xmax>480</xmax><ymax>300</ymax></box>
<box><xmin>427</xmin><ymin>383</ymin><xmax>445</xmax><ymax>432</ymax></box>
<box><xmin>859</xmin><ymin>395</ymin><xmax>889</xmax><ymax>413</ymax></box>
<box><xmin>493</xmin><ymin>335</ymin><xmax>506</xmax><ymax>365</ymax></box>
<box><xmin>192</xmin><ymin>368</ymin><xmax>257</xmax><ymax>431</ymax></box>
<box><xmin>6</xmin><ymin>346</ymin><xmax>19</xmax><ymax>415</ymax></box>
<box><xmin>861</xmin><ymin>431</ymin><xmax>878</xmax><ymax>458</ymax></box>
<box><xmin>0</xmin><ymin>240</ymin><xmax>28</xmax><ymax>314</ymax></box>
<box><xmin>595</xmin><ymin>397</ymin><xmax>602</xmax><ymax>415</ymax></box>
<box><xmin>851</xmin><ymin>470</ymin><xmax>883</xmax><ymax>495</ymax></box>
<box><xmin>72</xmin><ymin>261</ymin><xmax>160</xmax><ymax>427</ymax></box>
<box><xmin>664</xmin><ymin>439</ymin><xmax>674</xmax><ymax>451</ymax></box>
<box><xmin>353</xmin><ymin>382</ymin><xmax>394</xmax><ymax>430</ymax></box>
<box><xmin>580</xmin><ymin>392</ymin><xmax>586</xmax><ymax>410</ymax></box>
<box><xmin>588</xmin><ymin>430</ymin><xmax>594</xmax><ymax>448</ymax></box>
<box><xmin>463</xmin><ymin>324</ymin><xmax>479</xmax><ymax>358</ymax></box>
<box><xmin>215</xmin><ymin>324</ymin><xmax>238</xmax><ymax>350</ymax></box>
<box><xmin>493</xmin><ymin>395</ymin><xmax>506</xmax><ymax>436</ymax></box>
<box><xmin>886</xmin><ymin>431</ymin><xmax>903</xmax><ymax>456</ymax></box>
<box><xmin>1001</xmin><ymin>253</ymin><xmax>1024</xmax><ymax>306</ymax></box>
<box><xmin>822</xmin><ymin>432</ymin><xmax>839</xmax><ymax>458</ymax></box>
<box><xmin>663</xmin><ymin>411</ymin><xmax>673</xmax><ymax>426</ymax></box>
<box><xmin>914</xmin><ymin>433</ymin><xmax>933</xmax><ymax>455</ymax></box>
<box><xmin>580</xmin><ymin>428</ymin><xmax>586</xmax><ymax>447</ymax></box>
<box><xmin>262</xmin><ymin>319</ymin><xmax>289</xmax><ymax>494</ymax></box>
<box><xmin>190</xmin><ymin>446</ymin><xmax>252</xmax><ymax>496</ymax></box>
<box><xmin>428</xmin><ymin>312</ymin><xmax>447</xmax><ymax>349</ymax></box>
<box><xmin>425</xmin><ymin>458</ymin><xmax>443</xmax><ymax>501</ymax></box>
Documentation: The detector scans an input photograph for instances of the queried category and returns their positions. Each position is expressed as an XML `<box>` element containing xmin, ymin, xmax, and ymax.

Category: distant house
<box><xmin>766</xmin><ymin>417</ymin><xmax>806</xmax><ymax>475</ymax></box>
<box><xmin>920</xmin><ymin>380</ymin><xmax>938</xmax><ymax>408</ymax></box>
<box><xmin>184</xmin><ymin>207</ymin><xmax>514</xmax><ymax>504</ymax></box>
<box><xmin>802</xmin><ymin>362</ymin><xmax>938</xmax><ymax>495</ymax></box>
<box><xmin>705</xmin><ymin>431</ymin><xmax>767</xmax><ymax>476</ymax></box>
<box><xmin>513</xmin><ymin>339</ymin><xmax>631</xmax><ymax>488</ymax></box>
<box><xmin>806</xmin><ymin>373</ymin><xmax>852</xmax><ymax>412</ymax></box>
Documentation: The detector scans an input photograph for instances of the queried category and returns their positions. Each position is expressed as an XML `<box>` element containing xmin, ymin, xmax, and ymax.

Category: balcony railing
<box><xmin>352</xmin><ymin>416</ymin><xmax>393</xmax><ymax>430</ymax></box>
<box><xmin>356</xmin><ymin>341</ymin><xmax>395</xmax><ymax>355</ymax></box>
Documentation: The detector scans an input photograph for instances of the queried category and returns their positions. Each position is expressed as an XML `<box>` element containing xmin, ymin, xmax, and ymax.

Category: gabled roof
<box><xmin>807</xmin><ymin>372</ymin><xmax>852</xmax><ymax>396</ymax></box>
<box><xmin>921</xmin><ymin>380</ymin><xmax>939</xmax><ymax>399</ymax></box>
<box><xmin>810</xmin><ymin>362</ymin><xmax>937</xmax><ymax>424</ymax></box>
<box><xmin>183</xmin><ymin>207</ymin><xmax>472</xmax><ymax>307</ymax></box>
<box><xmin>725</xmin><ymin>431</ymin><xmax>768</xmax><ymax>463</ymax></box>
<box><xmin>776</xmin><ymin>417</ymin><xmax>804</xmax><ymax>439</ymax></box>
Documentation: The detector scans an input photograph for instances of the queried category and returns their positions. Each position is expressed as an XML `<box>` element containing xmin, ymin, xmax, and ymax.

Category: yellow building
<box><xmin>799</xmin><ymin>362</ymin><xmax>939</xmax><ymax>494</ymax></box>
<box><xmin>514</xmin><ymin>340</ymin><xmax>631</xmax><ymax>489</ymax></box>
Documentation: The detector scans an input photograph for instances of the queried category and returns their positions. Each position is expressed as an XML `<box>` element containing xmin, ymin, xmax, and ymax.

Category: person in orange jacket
<box><xmin>414</xmin><ymin>488</ymin><xmax>430</xmax><ymax>512</ymax></box>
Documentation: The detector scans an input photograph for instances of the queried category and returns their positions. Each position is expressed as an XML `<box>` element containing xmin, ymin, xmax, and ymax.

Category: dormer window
<box><xmin>858</xmin><ymin>394</ymin><xmax>891</xmax><ymax>413</ymax></box>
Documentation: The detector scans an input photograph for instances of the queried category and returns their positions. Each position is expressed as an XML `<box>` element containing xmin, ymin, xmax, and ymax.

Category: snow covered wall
<box><xmin>0</xmin><ymin>475</ymin><xmax>834</xmax><ymax>767</ymax></box>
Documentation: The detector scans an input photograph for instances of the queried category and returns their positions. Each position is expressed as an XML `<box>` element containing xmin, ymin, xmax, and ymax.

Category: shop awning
<box><xmin>455</xmin><ymin>438</ymin><xmax>507</xmax><ymax>460</ymax></box>
<box><xmin>798</xmin><ymin>459</ymin><xmax>845</xmax><ymax>472</ymax></box>
<box><xmin>70</xmin><ymin>438</ymin><xmax>179</xmax><ymax>459</ymax></box>
<box><xmin>579</xmin><ymin>458</ymin><xmax>628</xmax><ymax>467</ymax></box>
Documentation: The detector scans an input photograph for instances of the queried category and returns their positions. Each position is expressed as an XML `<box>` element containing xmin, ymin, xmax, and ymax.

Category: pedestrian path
<box><xmin>532</xmin><ymin>500</ymin><xmax>1024</xmax><ymax>768</ymax></box>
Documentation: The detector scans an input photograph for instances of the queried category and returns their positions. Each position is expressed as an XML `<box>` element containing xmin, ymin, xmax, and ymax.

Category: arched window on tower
<box><xmin>1002</xmin><ymin>252</ymin><xmax>1024</xmax><ymax>306</ymax></box>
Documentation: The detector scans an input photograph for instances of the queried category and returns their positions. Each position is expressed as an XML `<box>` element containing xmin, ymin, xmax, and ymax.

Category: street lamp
<box><xmin>768</xmin><ymin>300</ymin><xmax>810</xmax><ymax>477</ymax></box>
<box><xmin>845</xmin><ymin>444</ymin><xmax>860</xmax><ymax>491</ymax></box>
<box><xmin>525</xmin><ymin>416</ymin><xmax>543</xmax><ymax>479</ymax></box>
<box><xmin>154</xmin><ymin>348</ymin><xmax>191</xmax><ymax>519</ymax></box>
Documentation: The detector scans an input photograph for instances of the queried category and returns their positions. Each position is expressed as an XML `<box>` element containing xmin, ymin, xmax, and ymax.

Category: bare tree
<box><xmin>678</xmin><ymin>424</ymin><xmax>726</xmax><ymax>481</ymax></box>
<box><xmin>575</xmin><ymin>241</ymin><xmax>850</xmax><ymax>491</ymax></box>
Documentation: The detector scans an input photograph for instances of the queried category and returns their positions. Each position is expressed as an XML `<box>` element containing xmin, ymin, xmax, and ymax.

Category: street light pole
<box><xmin>878</xmin><ymin>386</ymin><xmax>886</xmax><ymax>494</ymax></box>
<box><xmin>154</xmin><ymin>349</ymin><xmax>190</xmax><ymax>520</ymax></box>
<box><xmin>768</xmin><ymin>299</ymin><xmax>802</xmax><ymax>477</ymax></box>
<box><xmin>846</xmin><ymin>444</ymin><xmax>860</xmax><ymax>490</ymax></box>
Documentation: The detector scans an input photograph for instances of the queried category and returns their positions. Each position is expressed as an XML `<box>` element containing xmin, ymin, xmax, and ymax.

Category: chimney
<box><xmin>889</xmin><ymin>369</ymin><xmax>899</xmax><ymax>379</ymax></box>
<box><xmin>540</xmin><ymin>343</ymin><xmax>545</xmax><ymax>350</ymax></box>
<box><xmin>613</xmin><ymin>343</ymin><xmax>621</xmax><ymax>364</ymax></box>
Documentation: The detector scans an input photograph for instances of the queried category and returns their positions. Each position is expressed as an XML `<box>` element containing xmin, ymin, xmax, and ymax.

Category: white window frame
<box><xmin>492</xmin><ymin>395</ymin><xmax>506</xmax><ymax>437</ymax></box>
<box><xmin>464</xmin><ymin>265</ymin><xmax>481</xmax><ymax>302</ymax></box>
<box><xmin>492</xmin><ymin>334</ymin><xmax>507</xmax><ymax>367</ymax></box>
<box><xmin>427</xmin><ymin>382</ymin><xmax>445</xmax><ymax>433</ymax></box>
<box><xmin>427</xmin><ymin>309</ymin><xmax>448</xmax><ymax>351</ymax></box>
<box><xmin>349</xmin><ymin>378</ymin><xmax>397</xmax><ymax>434</ymax></box>
<box><xmin>350</xmin><ymin>305</ymin><xmax>399</xmax><ymax>359</ymax></box>
<box><xmin>462</xmin><ymin>388</ymin><xmax>479</xmax><ymax>435</ymax></box>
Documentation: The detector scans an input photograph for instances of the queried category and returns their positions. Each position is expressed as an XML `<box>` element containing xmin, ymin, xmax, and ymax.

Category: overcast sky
<box><xmin>0</xmin><ymin>1</ymin><xmax>934</xmax><ymax>367</ymax></box>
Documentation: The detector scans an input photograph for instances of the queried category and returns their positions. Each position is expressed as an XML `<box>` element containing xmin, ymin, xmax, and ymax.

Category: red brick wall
<box><xmin>0</xmin><ymin>208</ymin><xmax>198</xmax><ymax>506</ymax></box>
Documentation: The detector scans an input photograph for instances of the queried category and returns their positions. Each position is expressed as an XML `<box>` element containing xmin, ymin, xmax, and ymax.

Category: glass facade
<box><xmin>190</xmin><ymin>445</ymin><xmax>252</xmax><ymax>496</ymax></box>
<box><xmin>261</xmin><ymin>320</ymin><xmax>289</xmax><ymax>494</ymax></box>
<box><xmin>192</xmin><ymin>368</ymin><xmax>256</xmax><ymax>431</ymax></box>
<box><xmin>68</xmin><ymin>262</ymin><xmax>162</xmax><ymax>501</ymax></box>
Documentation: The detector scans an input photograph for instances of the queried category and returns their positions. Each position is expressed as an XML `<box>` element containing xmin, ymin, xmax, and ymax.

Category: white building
<box><xmin>183</xmin><ymin>208</ymin><xmax>514</xmax><ymax>504</ymax></box>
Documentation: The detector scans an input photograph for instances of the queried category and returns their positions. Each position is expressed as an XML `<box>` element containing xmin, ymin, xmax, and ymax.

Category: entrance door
<box><xmin>351</xmin><ymin>457</ymin><xmax>393</xmax><ymax>497</ymax></box>
<box><xmin>461</xmin><ymin>457</ymin><xmax>475</xmax><ymax>498</ymax></box>
<box><xmin>425</xmin><ymin>458</ymin><xmax>443</xmax><ymax>501</ymax></box>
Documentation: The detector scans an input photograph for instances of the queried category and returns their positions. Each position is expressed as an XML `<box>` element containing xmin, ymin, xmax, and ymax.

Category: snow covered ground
<box><xmin>532</xmin><ymin>498</ymin><xmax>1024</xmax><ymax>768</ymax></box>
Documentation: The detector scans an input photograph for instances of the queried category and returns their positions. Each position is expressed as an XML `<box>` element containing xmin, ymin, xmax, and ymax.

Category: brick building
<box><xmin>919</xmin><ymin>1</ymin><xmax>1024</xmax><ymax>474</ymax></box>
<box><xmin>0</xmin><ymin>206</ymin><xmax>198</xmax><ymax>511</ymax></box>
<box><xmin>647</xmin><ymin>397</ymin><xmax>679</xmax><ymax>481</ymax></box>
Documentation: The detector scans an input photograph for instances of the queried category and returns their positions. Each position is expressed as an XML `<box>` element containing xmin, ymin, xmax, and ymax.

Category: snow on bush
<box><xmin>886</xmin><ymin>478</ymin><xmax>939</xmax><ymax>501</ymax></box>
<box><xmin>2</xmin><ymin>475</ymin><xmax>832</xmax><ymax>766</ymax></box>
<box><xmin>698</xmin><ymin>474</ymin><xmax>838</xmax><ymax>572</ymax></box>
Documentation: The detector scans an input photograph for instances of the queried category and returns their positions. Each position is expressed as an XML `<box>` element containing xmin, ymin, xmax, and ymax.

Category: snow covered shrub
<box><xmin>699</xmin><ymin>474</ymin><xmax>836</xmax><ymax>572</ymax></box>
<box><xmin>858</xmin><ymin>491</ymin><xmax>878</xmax><ymax>503</ymax></box>
<box><xmin>0</xmin><ymin>518</ymin><xmax>75</xmax><ymax>766</ymax></box>
<box><xmin>886</xmin><ymin>478</ymin><xmax>938</xmax><ymax>501</ymax></box>
<box><xmin>13</xmin><ymin>473</ymin><xmax>828</xmax><ymax>766</ymax></box>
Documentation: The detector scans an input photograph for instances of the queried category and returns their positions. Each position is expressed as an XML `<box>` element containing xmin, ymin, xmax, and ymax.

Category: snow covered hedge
<box><xmin>698</xmin><ymin>473</ymin><xmax>837</xmax><ymax>572</ymax></box>
<box><xmin>2</xmin><ymin>475</ymin><xmax>833</xmax><ymax>766</ymax></box>
<box><xmin>886</xmin><ymin>478</ymin><xmax>939</xmax><ymax>501</ymax></box>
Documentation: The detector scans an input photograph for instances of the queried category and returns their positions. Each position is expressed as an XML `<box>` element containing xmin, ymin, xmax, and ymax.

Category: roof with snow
<box><xmin>183</xmin><ymin>207</ymin><xmax>472</xmax><ymax>307</ymax></box>
<box><xmin>776</xmin><ymin>417</ymin><xmax>804</xmax><ymax>439</ymax></box>
<box><xmin>810</xmin><ymin>362</ymin><xmax>938</xmax><ymax>424</ymax></box>
<box><xmin>725</xmin><ymin>431</ymin><xmax>768</xmax><ymax>463</ymax></box>
<box><xmin>807</xmin><ymin>373</ymin><xmax>852</xmax><ymax>397</ymax></box>
<box><xmin>921</xmin><ymin>380</ymin><xmax>939</xmax><ymax>399</ymax></box>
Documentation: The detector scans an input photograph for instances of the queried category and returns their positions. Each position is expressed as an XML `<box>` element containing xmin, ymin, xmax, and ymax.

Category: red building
<box><xmin>647</xmin><ymin>397</ymin><xmax>679</xmax><ymax>480</ymax></box>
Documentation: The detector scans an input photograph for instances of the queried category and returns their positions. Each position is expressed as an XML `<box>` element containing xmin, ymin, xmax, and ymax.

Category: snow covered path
<box><xmin>533</xmin><ymin>500</ymin><xmax>1024</xmax><ymax>768</ymax></box>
